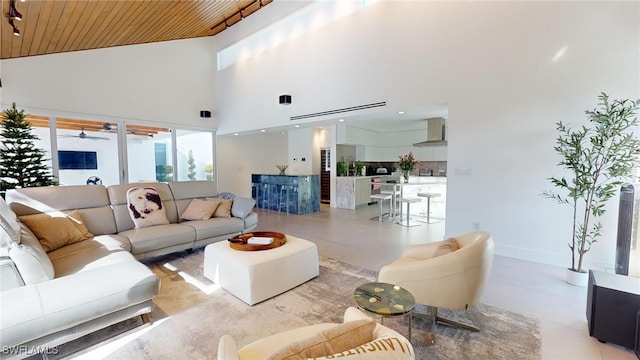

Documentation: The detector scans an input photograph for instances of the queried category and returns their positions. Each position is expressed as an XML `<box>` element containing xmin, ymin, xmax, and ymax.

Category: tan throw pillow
<box><xmin>19</xmin><ymin>210</ymin><xmax>94</xmax><ymax>252</ymax></box>
<box><xmin>433</xmin><ymin>237</ymin><xmax>459</xmax><ymax>257</ymax></box>
<box><xmin>266</xmin><ymin>319</ymin><xmax>375</xmax><ymax>360</ymax></box>
<box><xmin>127</xmin><ymin>186</ymin><xmax>170</xmax><ymax>228</ymax></box>
<box><xmin>180</xmin><ymin>199</ymin><xmax>219</xmax><ymax>221</ymax></box>
<box><xmin>206</xmin><ymin>198</ymin><xmax>233</xmax><ymax>218</ymax></box>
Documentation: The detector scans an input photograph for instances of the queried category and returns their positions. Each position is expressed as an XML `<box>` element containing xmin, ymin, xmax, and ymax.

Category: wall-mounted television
<box><xmin>58</xmin><ymin>151</ymin><xmax>98</xmax><ymax>170</ymax></box>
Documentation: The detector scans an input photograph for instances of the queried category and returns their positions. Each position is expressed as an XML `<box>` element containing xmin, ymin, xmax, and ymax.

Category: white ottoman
<box><xmin>203</xmin><ymin>235</ymin><xmax>319</xmax><ymax>305</ymax></box>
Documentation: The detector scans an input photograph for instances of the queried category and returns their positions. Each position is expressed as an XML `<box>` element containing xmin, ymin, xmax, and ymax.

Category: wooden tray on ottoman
<box><xmin>228</xmin><ymin>231</ymin><xmax>286</xmax><ymax>251</ymax></box>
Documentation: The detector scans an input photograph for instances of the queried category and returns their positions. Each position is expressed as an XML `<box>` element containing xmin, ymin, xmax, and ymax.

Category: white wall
<box><xmin>213</xmin><ymin>1</ymin><xmax>640</xmax><ymax>271</ymax></box>
<box><xmin>216</xmin><ymin>133</ymin><xmax>288</xmax><ymax>197</ymax></box>
<box><xmin>288</xmin><ymin>128</ymin><xmax>314</xmax><ymax>174</ymax></box>
<box><xmin>1</xmin><ymin>38</ymin><xmax>217</xmax><ymax>128</ymax></box>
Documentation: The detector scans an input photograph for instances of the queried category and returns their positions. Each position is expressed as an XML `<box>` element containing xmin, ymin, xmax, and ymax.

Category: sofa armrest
<box><xmin>0</xmin><ymin>261</ymin><xmax>160</xmax><ymax>347</ymax></box>
<box><xmin>0</xmin><ymin>256</ymin><xmax>24</xmax><ymax>290</ymax></box>
<box><xmin>231</xmin><ymin>197</ymin><xmax>256</xmax><ymax>219</ymax></box>
<box><xmin>218</xmin><ymin>335</ymin><xmax>239</xmax><ymax>360</ymax></box>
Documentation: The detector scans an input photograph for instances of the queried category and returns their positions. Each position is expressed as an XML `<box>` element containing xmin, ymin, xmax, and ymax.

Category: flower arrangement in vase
<box><xmin>398</xmin><ymin>152</ymin><xmax>419</xmax><ymax>182</ymax></box>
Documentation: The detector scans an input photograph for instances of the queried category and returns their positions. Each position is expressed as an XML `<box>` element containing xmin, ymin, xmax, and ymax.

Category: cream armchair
<box><xmin>378</xmin><ymin>231</ymin><xmax>494</xmax><ymax>332</ymax></box>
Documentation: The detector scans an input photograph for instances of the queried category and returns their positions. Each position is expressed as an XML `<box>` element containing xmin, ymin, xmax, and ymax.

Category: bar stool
<box><xmin>417</xmin><ymin>192</ymin><xmax>441</xmax><ymax>223</ymax></box>
<box><xmin>398</xmin><ymin>197</ymin><xmax>421</xmax><ymax>227</ymax></box>
<box><xmin>370</xmin><ymin>193</ymin><xmax>392</xmax><ymax>222</ymax></box>
<box><xmin>279</xmin><ymin>185</ymin><xmax>291</xmax><ymax>214</ymax></box>
<box><xmin>381</xmin><ymin>186</ymin><xmax>401</xmax><ymax>222</ymax></box>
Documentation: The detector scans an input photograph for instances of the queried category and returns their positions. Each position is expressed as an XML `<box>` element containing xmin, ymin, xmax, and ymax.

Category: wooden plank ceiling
<box><xmin>16</xmin><ymin>115</ymin><xmax>170</xmax><ymax>137</ymax></box>
<box><xmin>1</xmin><ymin>0</ymin><xmax>272</xmax><ymax>60</ymax></box>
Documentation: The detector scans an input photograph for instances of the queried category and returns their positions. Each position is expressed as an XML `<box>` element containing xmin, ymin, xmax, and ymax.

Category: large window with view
<box><xmin>175</xmin><ymin>129</ymin><xmax>214</xmax><ymax>181</ymax></box>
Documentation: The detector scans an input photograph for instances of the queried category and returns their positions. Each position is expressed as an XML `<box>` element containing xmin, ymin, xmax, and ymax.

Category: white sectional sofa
<box><xmin>0</xmin><ymin>180</ymin><xmax>257</xmax><ymax>359</ymax></box>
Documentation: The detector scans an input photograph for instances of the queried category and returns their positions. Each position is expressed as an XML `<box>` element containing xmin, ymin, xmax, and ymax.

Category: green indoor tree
<box><xmin>543</xmin><ymin>93</ymin><xmax>640</xmax><ymax>275</ymax></box>
<box><xmin>187</xmin><ymin>150</ymin><xmax>196</xmax><ymax>180</ymax></box>
<box><xmin>0</xmin><ymin>103</ymin><xmax>57</xmax><ymax>194</ymax></box>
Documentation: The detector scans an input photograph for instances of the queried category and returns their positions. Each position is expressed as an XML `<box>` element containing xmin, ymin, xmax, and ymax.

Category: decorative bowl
<box><xmin>276</xmin><ymin>165</ymin><xmax>288</xmax><ymax>175</ymax></box>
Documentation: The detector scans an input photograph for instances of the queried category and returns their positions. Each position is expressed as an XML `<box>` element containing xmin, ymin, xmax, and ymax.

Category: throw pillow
<box><xmin>231</xmin><ymin>196</ymin><xmax>256</xmax><ymax>219</ymax></box>
<box><xmin>433</xmin><ymin>237</ymin><xmax>459</xmax><ymax>257</ymax></box>
<box><xmin>311</xmin><ymin>336</ymin><xmax>414</xmax><ymax>360</ymax></box>
<box><xmin>127</xmin><ymin>187</ymin><xmax>170</xmax><ymax>228</ymax></box>
<box><xmin>19</xmin><ymin>210</ymin><xmax>94</xmax><ymax>252</ymax></box>
<box><xmin>266</xmin><ymin>319</ymin><xmax>375</xmax><ymax>360</ymax></box>
<box><xmin>206</xmin><ymin>198</ymin><xmax>233</xmax><ymax>218</ymax></box>
<box><xmin>180</xmin><ymin>198</ymin><xmax>220</xmax><ymax>221</ymax></box>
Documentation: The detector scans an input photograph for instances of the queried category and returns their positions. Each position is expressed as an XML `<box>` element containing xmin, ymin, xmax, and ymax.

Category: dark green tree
<box><xmin>187</xmin><ymin>150</ymin><xmax>196</xmax><ymax>180</ymax></box>
<box><xmin>1</xmin><ymin>103</ymin><xmax>57</xmax><ymax>193</ymax></box>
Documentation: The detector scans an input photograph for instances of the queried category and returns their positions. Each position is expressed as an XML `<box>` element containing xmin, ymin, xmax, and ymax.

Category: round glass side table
<box><xmin>353</xmin><ymin>282</ymin><xmax>415</xmax><ymax>342</ymax></box>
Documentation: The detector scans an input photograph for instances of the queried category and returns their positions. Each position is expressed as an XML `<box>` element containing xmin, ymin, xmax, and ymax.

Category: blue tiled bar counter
<box><xmin>251</xmin><ymin>174</ymin><xmax>320</xmax><ymax>214</ymax></box>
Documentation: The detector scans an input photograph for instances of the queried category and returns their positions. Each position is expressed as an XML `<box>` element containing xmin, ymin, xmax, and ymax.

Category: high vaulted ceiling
<box><xmin>1</xmin><ymin>0</ymin><xmax>272</xmax><ymax>60</ymax></box>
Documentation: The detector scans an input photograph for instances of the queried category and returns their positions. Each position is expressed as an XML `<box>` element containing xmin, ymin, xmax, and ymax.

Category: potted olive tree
<box><xmin>544</xmin><ymin>93</ymin><xmax>640</xmax><ymax>286</ymax></box>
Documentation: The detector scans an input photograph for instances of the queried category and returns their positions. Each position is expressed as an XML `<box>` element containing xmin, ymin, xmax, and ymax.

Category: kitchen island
<box><xmin>251</xmin><ymin>174</ymin><xmax>320</xmax><ymax>214</ymax></box>
<box><xmin>335</xmin><ymin>175</ymin><xmax>400</xmax><ymax>209</ymax></box>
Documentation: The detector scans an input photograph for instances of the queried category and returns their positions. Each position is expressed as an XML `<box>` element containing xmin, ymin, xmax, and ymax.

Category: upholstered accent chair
<box><xmin>378</xmin><ymin>231</ymin><xmax>494</xmax><ymax>334</ymax></box>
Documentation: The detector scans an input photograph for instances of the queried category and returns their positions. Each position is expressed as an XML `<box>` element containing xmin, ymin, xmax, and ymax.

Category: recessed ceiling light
<box><xmin>294</xmin><ymin>125</ymin><xmax>300</xmax><ymax>128</ymax></box>
<box><xmin>234</xmin><ymin>133</ymin><xmax>239</xmax><ymax>136</ymax></box>
<box><xmin>398</xmin><ymin>111</ymin><xmax>405</xmax><ymax>115</ymax></box>
<box><xmin>339</xmin><ymin>119</ymin><xmax>345</xmax><ymax>122</ymax></box>
<box><xmin>261</xmin><ymin>129</ymin><xmax>266</xmax><ymax>132</ymax></box>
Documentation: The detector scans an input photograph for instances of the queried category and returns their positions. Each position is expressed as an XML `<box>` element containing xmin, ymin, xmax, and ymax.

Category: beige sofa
<box><xmin>0</xmin><ymin>180</ymin><xmax>257</xmax><ymax>359</ymax></box>
<box><xmin>218</xmin><ymin>307</ymin><xmax>415</xmax><ymax>359</ymax></box>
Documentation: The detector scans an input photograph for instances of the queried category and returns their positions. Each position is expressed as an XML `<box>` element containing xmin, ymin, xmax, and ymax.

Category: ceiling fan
<box><xmin>58</xmin><ymin>128</ymin><xmax>110</xmax><ymax>141</ymax></box>
<box><xmin>102</xmin><ymin>122</ymin><xmax>150</xmax><ymax>137</ymax></box>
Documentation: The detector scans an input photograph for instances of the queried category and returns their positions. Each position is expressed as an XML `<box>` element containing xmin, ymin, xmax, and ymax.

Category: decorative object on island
<box><xmin>398</xmin><ymin>152</ymin><xmax>419</xmax><ymax>182</ymax></box>
<box><xmin>276</xmin><ymin>165</ymin><xmax>288</xmax><ymax>175</ymax></box>
<box><xmin>355</xmin><ymin>162</ymin><xmax>365</xmax><ymax>176</ymax></box>
<box><xmin>0</xmin><ymin>102</ymin><xmax>57</xmax><ymax>194</ymax></box>
<box><xmin>543</xmin><ymin>93</ymin><xmax>640</xmax><ymax>286</ymax></box>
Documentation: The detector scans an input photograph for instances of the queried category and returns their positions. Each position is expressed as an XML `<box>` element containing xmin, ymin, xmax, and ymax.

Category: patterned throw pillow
<box><xmin>266</xmin><ymin>319</ymin><xmax>376</xmax><ymax>360</ymax></box>
<box><xmin>433</xmin><ymin>238</ymin><xmax>459</xmax><ymax>257</ymax></box>
<box><xmin>126</xmin><ymin>187</ymin><xmax>170</xmax><ymax>228</ymax></box>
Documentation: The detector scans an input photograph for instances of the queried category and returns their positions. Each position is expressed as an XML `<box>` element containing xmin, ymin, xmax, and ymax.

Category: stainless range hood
<box><xmin>413</xmin><ymin>117</ymin><xmax>447</xmax><ymax>147</ymax></box>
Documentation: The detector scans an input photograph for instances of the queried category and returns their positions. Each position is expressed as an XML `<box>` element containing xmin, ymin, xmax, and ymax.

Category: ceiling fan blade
<box><xmin>85</xmin><ymin>135</ymin><xmax>111</xmax><ymax>141</ymax></box>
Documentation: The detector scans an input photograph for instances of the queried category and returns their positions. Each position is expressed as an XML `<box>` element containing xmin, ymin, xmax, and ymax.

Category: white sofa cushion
<box><xmin>9</xmin><ymin>227</ymin><xmax>55</xmax><ymax>284</ymax></box>
<box><xmin>0</xmin><ymin>197</ymin><xmax>21</xmax><ymax>246</ymax></box>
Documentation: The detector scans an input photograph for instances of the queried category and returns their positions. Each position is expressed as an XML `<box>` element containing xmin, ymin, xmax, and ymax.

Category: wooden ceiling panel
<box><xmin>1</xmin><ymin>0</ymin><xmax>270</xmax><ymax>60</ymax></box>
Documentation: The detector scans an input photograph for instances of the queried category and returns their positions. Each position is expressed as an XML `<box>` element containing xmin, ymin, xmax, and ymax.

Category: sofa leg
<box><xmin>141</xmin><ymin>313</ymin><xmax>151</xmax><ymax>324</ymax></box>
<box><xmin>432</xmin><ymin>307</ymin><xmax>479</xmax><ymax>332</ymax></box>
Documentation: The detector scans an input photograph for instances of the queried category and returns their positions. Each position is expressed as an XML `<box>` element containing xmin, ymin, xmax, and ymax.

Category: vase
<box><xmin>566</xmin><ymin>268</ymin><xmax>588</xmax><ymax>287</ymax></box>
<box><xmin>403</xmin><ymin>170</ymin><xmax>410</xmax><ymax>182</ymax></box>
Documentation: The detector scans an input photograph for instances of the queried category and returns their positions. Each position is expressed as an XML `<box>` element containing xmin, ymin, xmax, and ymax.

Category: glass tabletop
<box><xmin>354</xmin><ymin>282</ymin><xmax>415</xmax><ymax>316</ymax></box>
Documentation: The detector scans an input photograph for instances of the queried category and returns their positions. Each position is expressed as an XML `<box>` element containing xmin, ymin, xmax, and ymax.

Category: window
<box><xmin>175</xmin><ymin>129</ymin><xmax>214</xmax><ymax>181</ymax></box>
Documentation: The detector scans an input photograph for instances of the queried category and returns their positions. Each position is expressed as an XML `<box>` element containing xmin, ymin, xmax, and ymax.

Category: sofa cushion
<box><xmin>266</xmin><ymin>319</ymin><xmax>375</xmax><ymax>360</ymax></box>
<box><xmin>9</xmin><ymin>227</ymin><xmax>55</xmax><ymax>284</ymax></box>
<box><xmin>0</xmin><ymin>197</ymin><xmax>21</xmax><ymax>246</ymax></box>
<box><xmin>181</xmin><ymin>217</ymin><xmax>244</xmax><ymax>241</ymax></box>
<box><xmin>231</xmin><ymin>196</ymin><xmax>256</xmax><ymax>219</ymax></box>
<box><xmin>126</xmin><ymin>187</ymin><xmax>171</xmax><ymax>229</ymax></box>
<box><xmin>119</xmin><ymin>223</ymin><xmax>195</xmax><ymax>255</ymax></box>
<box><xmin>18</xmin><ymin>210</ymin><xmax>94</xmax><ymax>252</ymax></box>
<box><xmin>180</xmin><ymin>199</ymin><xmax>219</xmax><ymax>221</ymax></box>
<box><xmin>206</xmin><ymin>198</ymin><xmax>233</xmax><ymax>218</ymax></box>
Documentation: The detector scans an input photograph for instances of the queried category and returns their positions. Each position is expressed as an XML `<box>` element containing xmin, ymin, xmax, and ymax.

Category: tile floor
<box><xmin>253</xmin><ymin>203</ymin><xmax>637</xmax><ymax>360</ymax></box>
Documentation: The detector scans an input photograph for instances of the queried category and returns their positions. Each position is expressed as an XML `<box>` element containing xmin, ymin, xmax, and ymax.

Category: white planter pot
<box><xmin>566</xmin><ymin>268</ymin><xmax>588</xmax><ymax>287</ymax></box>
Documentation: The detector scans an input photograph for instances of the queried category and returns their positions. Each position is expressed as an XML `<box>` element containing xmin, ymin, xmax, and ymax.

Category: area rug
<box><xmin>53</xmin><ymin>248</ymin><xmax>540</xmax><ymax>360</ymax></box>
